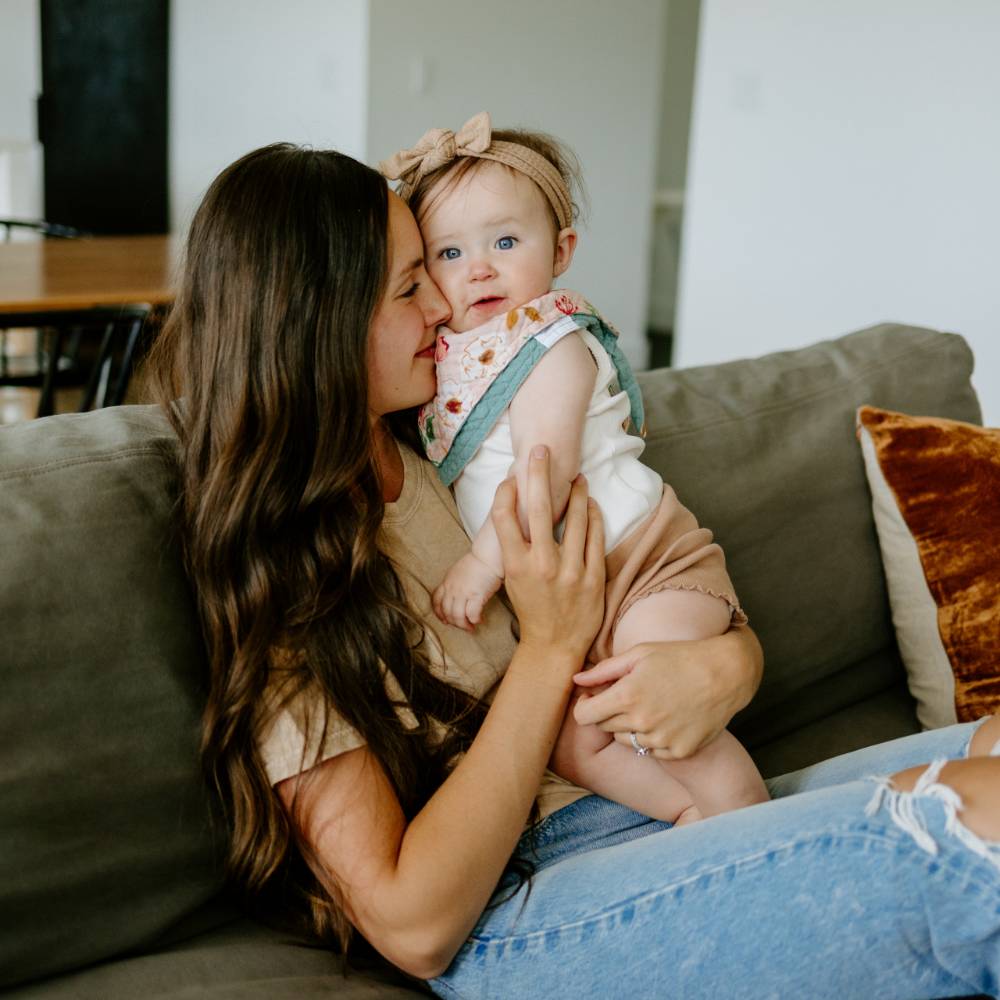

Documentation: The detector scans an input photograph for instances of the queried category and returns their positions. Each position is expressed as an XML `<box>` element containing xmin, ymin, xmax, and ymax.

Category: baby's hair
<box><xmin>405</xmin><ymin>126</ymin><xmax>588</xmax><ymax>233</ymax></box>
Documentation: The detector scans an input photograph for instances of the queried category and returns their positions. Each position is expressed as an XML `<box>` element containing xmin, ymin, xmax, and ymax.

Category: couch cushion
<box><xmin>636</xmin><ymin>324</ymin><xmax>980</xmax><ymax>756</ymax></box>
<box><xmin>0</xmin><ymin>406</ymin><xmax>226</xmax><ymax>989</ymax></box>
<box><xmin>5</xmin><ymin>918</ymin><xmax>424</xmax><ymax>999</ymax></box>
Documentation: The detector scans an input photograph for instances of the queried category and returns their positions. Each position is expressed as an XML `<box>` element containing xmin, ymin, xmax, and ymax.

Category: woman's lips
<box><xmin>415</xmin><ymin>344</ymin><xmax>436</xmax><ymax>359</ymax></box>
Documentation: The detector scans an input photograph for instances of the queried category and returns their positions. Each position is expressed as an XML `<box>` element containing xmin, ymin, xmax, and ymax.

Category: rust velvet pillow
<box><xmin>858</xmin><ymin>405</ymin><xmax>1000</xmax><ymax>727</ymax></box>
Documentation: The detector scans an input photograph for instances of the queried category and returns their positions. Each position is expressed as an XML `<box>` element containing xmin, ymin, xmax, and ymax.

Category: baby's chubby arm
<box><xmin>508</xmin><ymin>331</ymin><xmax>597</xmax><ymax>537</ymax></box>
<box><xmin>433</xmin><ymin>333</ymin><xmax>596</xmax><ymax>632</ymax></box>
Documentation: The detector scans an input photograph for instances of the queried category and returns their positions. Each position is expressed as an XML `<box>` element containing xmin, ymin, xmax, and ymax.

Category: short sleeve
<box><xmin>256</xmin><ymin>687</ymin><xmax>366</xmax><ymax>786</ymax></box>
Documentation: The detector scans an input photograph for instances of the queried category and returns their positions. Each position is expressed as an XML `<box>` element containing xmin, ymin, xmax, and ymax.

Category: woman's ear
<box><xmin>552</xmin><ymin>227</ymin><xmax>577</xmax><ymax>279</ymax></box>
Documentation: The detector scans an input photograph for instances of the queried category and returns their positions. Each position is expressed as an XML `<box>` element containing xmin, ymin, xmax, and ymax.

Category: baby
<box><xmin>380</xmin><ymin>113</ymin><xmax>768</xmax><ymax>825</ymax></box>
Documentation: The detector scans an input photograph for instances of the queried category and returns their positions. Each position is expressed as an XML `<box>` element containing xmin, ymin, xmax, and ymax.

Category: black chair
<box><xmin>0</xmin><ymin>304</ymin><xmax>152</xmax><ymax>418</ymax></box>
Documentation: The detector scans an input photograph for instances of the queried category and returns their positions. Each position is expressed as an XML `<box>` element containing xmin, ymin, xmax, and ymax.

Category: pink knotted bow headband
<box><xmin>378</xmin><ymin>111</ymin><xmax>574</xmax><ymax>231</ymax></box>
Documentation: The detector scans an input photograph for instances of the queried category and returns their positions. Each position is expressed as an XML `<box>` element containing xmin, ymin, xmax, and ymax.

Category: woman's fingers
<box><xmin>491</xmin><ymin>477</ymin><xmax>528</xmax><ymax>561</ymax></box>
<box><xmin>584</xmin><ymin>496</ymin><xmax>605</xmax><ymax>574</ymax></box>
<box><xmin>525</xmin><ymin>445</ymin><xmax>556</xmax><ymax>547</ymax></box>
<box><xmin>573</xmin><ymin>648</ymin><xmax>638</xmax><ymax>687</ymax></box>
<box><xmin>572</xmin><ymin>678</ymin><xmax>629</xmax><ymax>727</ymax></box>
<box><xmin>559</xmin><ymin>474</ymin><xmax>589</xmax><ymax>557</ymax></box>
<box><xmin>610</xmin><ymin>729</ymin><xmax>681</xmax><ymax>760</ymax></box>
<box><xmin>492</xmin><ymin>446</ymin><xmax>605</xmax><ymax>662</ymax></box>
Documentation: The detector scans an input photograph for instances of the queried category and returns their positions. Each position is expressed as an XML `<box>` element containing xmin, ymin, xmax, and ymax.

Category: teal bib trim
<box><xmin>573</xmin><ymin>312</ymin><xmax>645</xmax><ymax>440</ymax></box>
<box><xmin>436</xmin><ymin>312</ymin><xmax>645</xmax><ymax>488</ymax></box>
<box><xmin>437</xmin><ymin>338</ymin><xmax>546</xmax><ymax>486</ymax></box>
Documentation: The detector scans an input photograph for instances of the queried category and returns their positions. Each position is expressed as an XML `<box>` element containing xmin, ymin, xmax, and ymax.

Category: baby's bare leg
<box><xmin>612</xmin><ymin>588</ymin><xmax>769</xmax><ymax>817</ymax></box>
<box><xmin>551</xmin><ymin>694</ymin><xmax>701</xmax><ymax>824</ymax></box>
<box><xmin>968</xmin><ymin>714</ymin><xmax>1000</xmax><ymax>757</ymax></box>
<box><xmin>647</xmin><ymin>728</ymin><xmax>769</xmax><ymax>817</ymax></box>
<box><xmin>550</xmin><ymin>589</ymin><xmax>755</xmax><ymax>824</ymax></box>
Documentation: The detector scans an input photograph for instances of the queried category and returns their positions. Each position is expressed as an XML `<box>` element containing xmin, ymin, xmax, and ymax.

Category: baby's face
<box><xmin>419</xmin><ymin>162</ymin><xmax>564</xmax><ymax>333</ymax></box>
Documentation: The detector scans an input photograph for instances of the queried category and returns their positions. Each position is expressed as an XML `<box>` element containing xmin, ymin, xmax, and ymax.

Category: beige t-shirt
<box><xmin>256</xmin><ymin>442</ymin><xmax>589</xmax><ymax>821</ymax></box>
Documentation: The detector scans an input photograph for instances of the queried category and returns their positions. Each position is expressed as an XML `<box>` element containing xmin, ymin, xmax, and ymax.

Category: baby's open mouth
<box><xmin>473</xmin><ymin>296</ymin><xmax>504</xmax><ymax>308</ymax></box>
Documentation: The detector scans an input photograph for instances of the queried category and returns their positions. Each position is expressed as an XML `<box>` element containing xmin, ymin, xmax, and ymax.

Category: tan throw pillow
<box><xmin>857</xmin><ymin>405</ymin><xmax>1000</xmax><ymax>728</ymax></box>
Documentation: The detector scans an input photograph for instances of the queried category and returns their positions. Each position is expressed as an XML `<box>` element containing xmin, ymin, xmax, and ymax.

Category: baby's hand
<box><xmin>433</xmin><ymin>553</ymin><xmax>503</xmax><ymax>632</ymax></box>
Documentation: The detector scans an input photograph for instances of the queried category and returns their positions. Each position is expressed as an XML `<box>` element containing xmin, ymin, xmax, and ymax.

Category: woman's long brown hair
<box><xmin>143</xmin><ymin>144</ymin><xmax>488</xmax><ymax>950</ymax></box>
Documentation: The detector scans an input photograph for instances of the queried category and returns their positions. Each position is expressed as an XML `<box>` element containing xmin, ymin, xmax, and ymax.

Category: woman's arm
<box><xmin>572</xmin><ymin>626</ymin><xmax>764</xmax><ymax>759</ymax></box>
<box><xmin>278</xmin><ymin>451</ymin><xmax>605</xmax><ymax>979</ymax></box>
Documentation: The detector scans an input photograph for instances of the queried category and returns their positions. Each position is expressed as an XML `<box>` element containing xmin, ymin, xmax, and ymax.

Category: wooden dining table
<box><xmin>0</xmin><ymin>233</ymin><xmax>179</xmax><ymax>315</ymax></box>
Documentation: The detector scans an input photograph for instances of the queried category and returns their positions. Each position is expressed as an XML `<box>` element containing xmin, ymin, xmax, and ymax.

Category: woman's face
<box><xmin>368</xmin><ymin>193</ymin><xmax>450</xmax><ymax>419</ymax></box>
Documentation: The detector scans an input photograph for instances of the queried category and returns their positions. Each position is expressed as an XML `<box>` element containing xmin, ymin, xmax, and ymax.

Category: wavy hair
<box><xmin>142</xmin><ymin>143</ymin><xmax>489</xmax><ymax>950</ymax></box>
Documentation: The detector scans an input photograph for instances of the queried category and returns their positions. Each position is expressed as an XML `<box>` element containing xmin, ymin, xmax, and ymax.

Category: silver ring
<box><xmin>629</xmin><ymin>731</ymin><xmax>651</xmax><ymax>757</ymax></box>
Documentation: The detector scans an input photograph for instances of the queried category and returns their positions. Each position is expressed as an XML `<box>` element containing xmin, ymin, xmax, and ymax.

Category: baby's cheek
<box><xmin>423</xmin><ymin>257</ymin><xmax>446</xmax><ymax>286</ymax></box>
<box><xmin>434</xmin><ymin>273</ymin><xmax>459</xmax><ymax>305</ymax></box>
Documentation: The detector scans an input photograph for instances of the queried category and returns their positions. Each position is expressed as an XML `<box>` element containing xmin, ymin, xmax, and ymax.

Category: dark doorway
<box><xmin>38</xmin><ymin>0</ymin><xmax>169</xmax><ymax>234</ymax></box>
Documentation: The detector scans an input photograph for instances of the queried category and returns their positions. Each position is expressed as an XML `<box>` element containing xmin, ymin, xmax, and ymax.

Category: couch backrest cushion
<box><xmin>0</xmin><ymin>406</ymin><xmax>225</xmax><ymax>989</ymax></box>
<box><xmin>636</xmin><ymin>324</ymin><xmax>980</xmax><ymax>747</ymax></box>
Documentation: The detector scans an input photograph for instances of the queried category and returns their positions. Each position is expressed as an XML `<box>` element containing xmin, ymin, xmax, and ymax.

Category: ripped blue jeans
<box><xmin>430</xmin><ymin>720</ymin><xmax>1000</xmax><ymax>1000</ymax></box>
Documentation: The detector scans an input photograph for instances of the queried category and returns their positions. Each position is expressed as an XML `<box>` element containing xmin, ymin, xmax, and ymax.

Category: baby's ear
<box><xmin>552</xmin><ymin>227</ymin><xmax>577</xmax><ymax>279</ymax></box>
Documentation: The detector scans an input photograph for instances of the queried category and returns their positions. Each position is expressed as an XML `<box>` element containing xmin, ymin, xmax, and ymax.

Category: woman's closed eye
<box><xmin>400</xmin><ymin>281</ymin><xmax>420</xmax><ymax>298</ymax></box>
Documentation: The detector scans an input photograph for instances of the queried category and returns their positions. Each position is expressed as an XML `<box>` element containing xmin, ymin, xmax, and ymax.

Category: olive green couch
<box><xmin>0</xmin><ymin>324</ymin><xmax>981</xmax><ymax>997</ymax></box>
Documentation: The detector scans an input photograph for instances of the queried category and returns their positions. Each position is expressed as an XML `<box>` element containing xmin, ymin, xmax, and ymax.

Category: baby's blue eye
<box><xmin>441</xmin><ymin>247</ymin><xmax>461</xmax><ymax>261</ymax></box>
<box><xmin>496</xmin><ymin>236</ymin><xmax>516</xmax><ymax>250</ymax></box>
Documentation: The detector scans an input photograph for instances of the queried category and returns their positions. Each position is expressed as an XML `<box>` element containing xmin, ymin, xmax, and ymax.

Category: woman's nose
<box><xmin>419</xmin><ymin>280</ymin><xmax>451</xmax><ymax>328</ymax></box>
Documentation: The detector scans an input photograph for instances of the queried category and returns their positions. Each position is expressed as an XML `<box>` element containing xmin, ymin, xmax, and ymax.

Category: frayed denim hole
<box><xmin>866</xmin><ymin>758</ymin><xmax>1000</xmax><ymax>873</ymax></box>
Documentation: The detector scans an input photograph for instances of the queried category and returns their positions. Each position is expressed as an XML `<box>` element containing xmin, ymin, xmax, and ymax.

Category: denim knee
<box><xmin>866</xmin><ymin>758</ymin><xmax>1000</xmax><ymax>874</ymax></box>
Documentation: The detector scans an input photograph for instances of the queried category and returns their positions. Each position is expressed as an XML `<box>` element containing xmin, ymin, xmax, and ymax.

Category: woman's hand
<box><xmin>492</xmin><ymin>445</ymin><xmax>605</xmax><ymax>665</ymax></box>
<box><xmin>572</xmin><ymin>627</ymin><xmax>763</xmax><ymax>759</ymax></box>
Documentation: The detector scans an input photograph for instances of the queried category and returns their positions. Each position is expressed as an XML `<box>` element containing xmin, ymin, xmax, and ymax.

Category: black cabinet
<box><xmin>38</xmin><ymin>0</ymin><xmax>169</xmax><ymax>234</ymax></box>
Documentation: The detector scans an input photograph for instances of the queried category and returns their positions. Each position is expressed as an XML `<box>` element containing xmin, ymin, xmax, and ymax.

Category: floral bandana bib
<box><xmin>418</xmin><ymin>289</ymin><xmax>645</xmax><ymax>486</ymax></box>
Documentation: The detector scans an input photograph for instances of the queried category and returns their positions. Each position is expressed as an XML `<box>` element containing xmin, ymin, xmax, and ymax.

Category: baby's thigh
<box><xmin>663</xmin><ymin>729</ymin><xmax>768</xmax><ymax>813</ymax></box>
<box><xmin>551</xmin><ymin>688</ymin><xmax>614</xmax><ymax>770</ymax></box>
<box><xmin>612</xmin><ymin>587</ymin><xmax>731</xmax><ymax>654</ymax></box>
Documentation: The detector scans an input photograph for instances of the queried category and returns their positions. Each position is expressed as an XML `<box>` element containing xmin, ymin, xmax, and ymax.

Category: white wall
<box><xmin>0</xmin><ymin>0</ymin><xmax>43</xmax><ymax>222</ymax></box>
<box><xmin>367</xmin><ymin>0</ymin><xmax>665</xmax><ymax>368</ymax></box>
<box><xmin>648</xmin><ymin>0</ymin><xmax>700</xmax><ymax>332</ymax></box>
<box><xmin>170</xmin><ymin>0</ymin><xmax>369</xmax><ymax>233</ymax></box>
<box><xmin>677</xmin><ymin>1</ymin><xmax>1000</xmax><ymax>423</ymax></box>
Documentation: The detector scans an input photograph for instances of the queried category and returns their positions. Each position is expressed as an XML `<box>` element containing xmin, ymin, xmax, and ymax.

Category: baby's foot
<box><xmin>672</xmin><ymin>804</ymin><xmax>703</xmax><ymax>827</ymax></box>
<box><xmin>967</xmin><ymin>715</ymin><xmax>1000</xmax><ymax>757</ymax></box>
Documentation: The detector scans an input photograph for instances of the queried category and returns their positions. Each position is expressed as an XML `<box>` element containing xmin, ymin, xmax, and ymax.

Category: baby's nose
<box><xmin>469</xmin><ymin>257</ymin><xmax>497</xmax><ymax>280</ymax></box>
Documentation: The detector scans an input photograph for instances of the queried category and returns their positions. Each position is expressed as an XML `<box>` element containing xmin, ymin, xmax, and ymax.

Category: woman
<box><xmin>146</xmin><ymin>143</ymin><xmax>1000</xmax><ymax>999</ymax></box>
